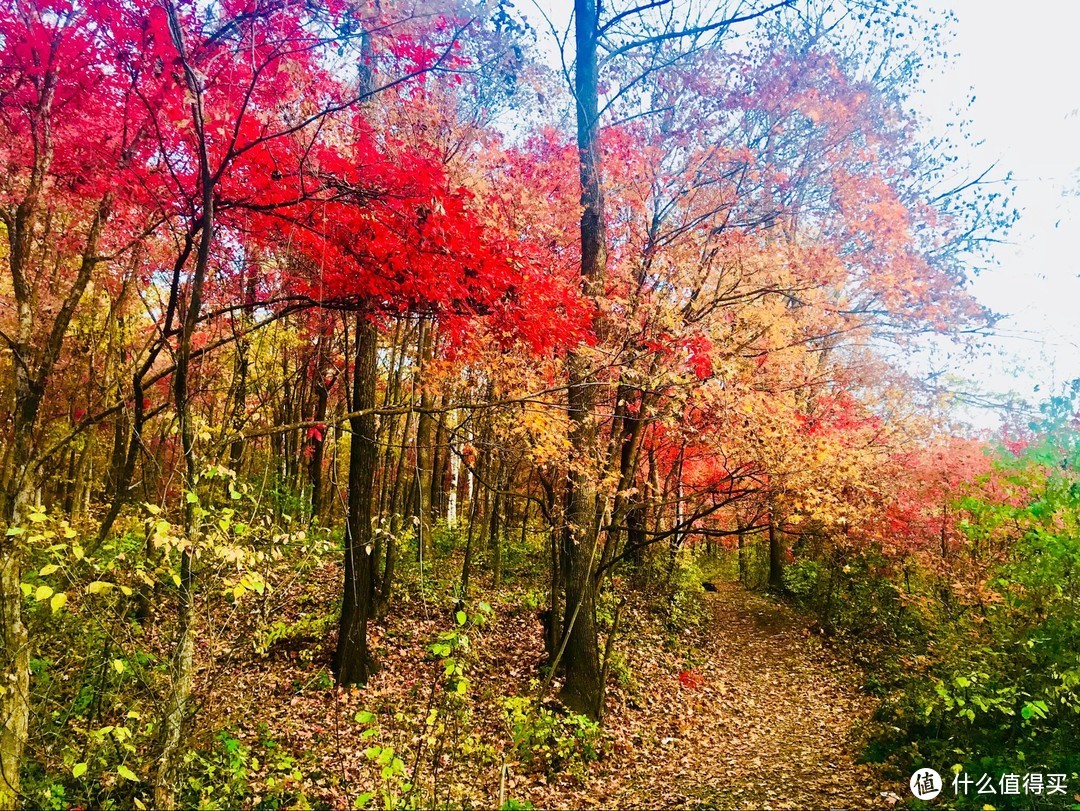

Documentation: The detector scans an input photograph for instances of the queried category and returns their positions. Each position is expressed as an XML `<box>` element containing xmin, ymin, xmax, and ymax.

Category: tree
<box><xmin>0</xmin><ymin>0</ymin><xmax>148</xmax><ymax>799</ymax></box>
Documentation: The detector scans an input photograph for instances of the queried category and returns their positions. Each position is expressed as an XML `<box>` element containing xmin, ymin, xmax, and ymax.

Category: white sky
<box><xmin>912</xmin><ymin>1</ymin><xmax>1080</xmax><ymax>425</ymax></box>
<box><xmin>520</xmin><ymin>0</ymin><xmax>1080</xmax><ymax>428</ymax></box>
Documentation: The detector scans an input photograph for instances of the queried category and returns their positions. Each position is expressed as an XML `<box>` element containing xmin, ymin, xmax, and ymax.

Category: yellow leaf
<box><xmin>112</xmin><ymin>659</ymin><xmax>125</xmax><ymax>674</ymax></box>
<box><xmin>38</xmin><ymin>563</ymin><xmax>58</xmax><ymax>576</ymax></box>
<box><xmin>50</xmin><ymin>592</ymin><xmax>67</xmax><ymax>613</ymax></box>
<box><xmin>34</xmin><ymin>584</ymin><xmax>53</xmax><ymax>601</ymax></box>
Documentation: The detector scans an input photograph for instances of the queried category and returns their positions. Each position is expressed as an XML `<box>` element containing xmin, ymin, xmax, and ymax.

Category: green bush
<box><xmin>182</xmin><ymin>728</ymin><xmax>311</xmax><ymax>811</ymax></box>
<box><xmin>863</xmin><ymin>415</ymin><xmax>1080</xmax><ymax>800</ymax></box>
<box><xmin>781</xmin><ymin>559</ymin><xmax>819</xmax><ymax>598</ymax></box>
<box><xmin>252</xmin><ymin>612</ymin><xmax>335</xmax><ymax>657</ymax></box>
<box><xmin>504</xmin><ymin>694</ymin><xmax>603</xmax><ymax>779</ymax></box>
<box><xmin>665</xmin><ymin>557</ymin><xmax>709</xmax><ymax>633</ymax></box>
<box><xmin>430</xmin><ymin>519</ymin><xmax>461</xmax><ymax>556</ymax></box>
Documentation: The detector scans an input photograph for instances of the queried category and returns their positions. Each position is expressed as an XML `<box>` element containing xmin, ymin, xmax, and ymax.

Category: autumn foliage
<box><xmin>2</xmin><ymin>0</ymin><xmax>1065</xmax><ymax>808</ymax></box>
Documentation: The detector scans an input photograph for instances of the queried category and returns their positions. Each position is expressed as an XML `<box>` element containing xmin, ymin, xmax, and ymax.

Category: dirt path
<box><xmin>576</xmin><ymin>581</ymin><xmax>894</xmax><ymax>809</ymax></box>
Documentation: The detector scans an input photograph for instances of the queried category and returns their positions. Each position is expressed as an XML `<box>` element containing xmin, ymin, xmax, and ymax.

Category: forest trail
<box><xmin>573</xmin><ymin>580</ymin><xmax>893</xmax><ymax>810</ymax></box>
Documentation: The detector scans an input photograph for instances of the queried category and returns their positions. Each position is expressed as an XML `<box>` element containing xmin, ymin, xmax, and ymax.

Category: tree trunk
<box><xmin>0</xmin><ymin>490</ymin><xmax>30</xmax><ymax>810</ymax></box>
<box><xmin>548</xmin><ymin>522</ymin><xmax>562</xmax><ymax>662</ymax></box>
<box><xmin>737</xmin><ymin>521</ymin><xmax>749</xmax><ymax>585</ymax></box>
<box><xmin>458</xmin><ymin>485</ymin><xmax>481</xmax><ymax>606</ymax></box>
<box><xmin>431</xmin><ymin>400</ymin><xmax>448</xmax><ymax>521</ymax></box>
<box><xmin>61</xmin><ymin>443</ymin><xmax>78</xmax><ymax>515</ymax></box>
<box><xmin>71</xmin><ymin>434</ymin><xmax>93</xmax><ymax>518</ymax></box>
<box><xmin>227</xmin><ymin>272</ymin><xmax>257</xmax><ymax>476</ymax></box>
<box><xmin>558</xmin><ymin>0</ymin><xmax>608</xmax><ymax>722</ymax></box>
<box><xmin>154</xmin><ymin>8</ymin><xmax>214</xmax><ymax>802</ymax></box>
<box><xmin>309</xmin><ymin>363</ymin><xmax>330</xmax><ymax>519</ymax></box>
<box><xmin>414</xmin><ymin>323</ymin><xmax>436</xmax><ymax>562</ymax></box>
<box><xmin>376</xmin><ymin>319</ymin><xmax>404</xmax><ymax>522</ymax></box>
<box><xmin>767</xmin><ymin>499</ymin><xmax>785</xmax><ymax>592</ymax></box>
<box><xmin>489</xmin><ymin>483</ymin><xmax>503</xmax><ymax>587</ymax></box>
<box><xmin>154</xmin><ymin>547</ymin><xmax>195</xmax><ymax>809</ymax></box>
<box><xmin>447</xmin><ymin>416</ymin><xmax>460</xmax><ymax>527</ymax></box>
<box><xmin>333</xmin><ymin>315</ymin><xmax>379</xmax><ymax>685</ymax></box>
<box><xmin>0</xmin><ymin>183</ymin><xmax>110</xmax><ymax>808</ymax></box>
<box><xmin>377</xmin><ymin>407</ymin><xmax>412</xmax><ymax>619</ymax></box>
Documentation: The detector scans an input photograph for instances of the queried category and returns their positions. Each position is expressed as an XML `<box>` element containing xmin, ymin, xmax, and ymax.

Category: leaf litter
<box><xmin>203</xmin><ymin>564</ymin><xmax>898</xmax><ymax>809</ymax></box>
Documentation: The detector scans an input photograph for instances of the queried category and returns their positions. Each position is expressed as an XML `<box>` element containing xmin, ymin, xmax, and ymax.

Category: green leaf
<box><xmin>955</xmin><ymin>676</ymin><xmax>971</xmax><ymax>688</ymax></box>
<box><xmin>354</xmin><ymin>791</ymin><xmax>374</xmax><ymax>809</ymax></box>
<box><xmin>354</xmin><ymin>711</ymin><xmax>375</xmax><ymax>724</ymax></box>
<box><xmin>116</xmin><ymin>764</ymin><xmax>137</xmax><ymax>781</ymax></box>
<box><xmin>455</xmin><ymin>610</ymin><xmax>467</xmax><ymax>626</ymax></box>
<box><xmin>72</xmin><ymin>762</ymin><xmax>88</xmax><ymax>778</ymax></box>
<box><xmin>6</xmin><ymin>526</ymin><xmax>24</xmax><ymax>536</ymax></box>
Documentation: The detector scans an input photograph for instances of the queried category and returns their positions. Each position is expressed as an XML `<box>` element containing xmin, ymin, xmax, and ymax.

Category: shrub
<box><xmin>504</xmin><ymin>693</ymin><xmax>603</xmax><ymax>779</ymax></box>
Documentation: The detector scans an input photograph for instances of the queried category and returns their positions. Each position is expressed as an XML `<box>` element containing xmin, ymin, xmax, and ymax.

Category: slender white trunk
<box><xmin>448</xmin><ymin>411</ymin><xmax>459</xmax><ymax>527</ymax></box>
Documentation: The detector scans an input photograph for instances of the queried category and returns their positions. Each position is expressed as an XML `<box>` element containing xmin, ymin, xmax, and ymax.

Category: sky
<box><xmin>908</xmin><ymin>1</ymin><xmax>1080</xmax><ymax>425</ymax></box>
<box><xmin>520</xmin><ymin>0</ymin><xmax>1080</xmax><ymax>428</ymax></box>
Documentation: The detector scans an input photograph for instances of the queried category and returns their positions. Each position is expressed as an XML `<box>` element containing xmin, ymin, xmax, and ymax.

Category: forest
<box><xmin>0</xmin><ymin>0</ymin><xmax>1077</xmax><ymax>807</ymax></box>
